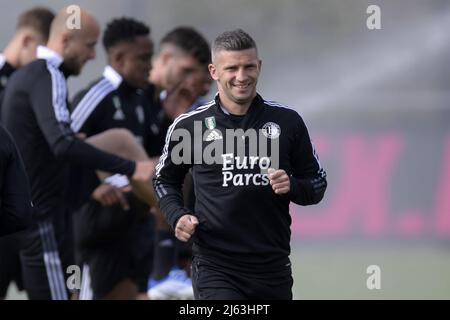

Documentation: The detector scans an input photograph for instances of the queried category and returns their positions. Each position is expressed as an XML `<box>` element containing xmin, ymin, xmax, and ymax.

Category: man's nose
<box><xmin>235</xmin><ymin>68</ymin><xmax>248</xmax><ymax>82</ymax></box>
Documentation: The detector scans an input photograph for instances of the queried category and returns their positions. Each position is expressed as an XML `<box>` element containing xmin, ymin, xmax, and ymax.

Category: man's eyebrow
<box><xmin>223</xmin><ymin>64</ymin><xmax>238</xmax><ymax>69</ymax></box>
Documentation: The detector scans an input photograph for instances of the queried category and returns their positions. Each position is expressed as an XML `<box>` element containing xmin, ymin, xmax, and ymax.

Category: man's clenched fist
<box><xmin>175</xmin><ymin>214</ymin><xmax>199</xmax><ymax>242</ymax></box>
<box><xmin>268</xmin><ymin>168</ymin><xmax>291</xmax><ymax>195</ymax></box>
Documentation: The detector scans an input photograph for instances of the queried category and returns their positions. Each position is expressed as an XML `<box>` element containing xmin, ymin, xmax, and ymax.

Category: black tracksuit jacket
<box><xmin>154</xmin><ymin>93</ymin><xmax>327</xmax><ymax>273</ymax></box>
<box><xmin>1</xmin><ymin>47</ymin><xmax>135</xmax><ymax>221</ymax></box>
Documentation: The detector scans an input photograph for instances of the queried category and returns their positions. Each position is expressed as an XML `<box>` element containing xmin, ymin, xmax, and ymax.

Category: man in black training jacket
<box><xmin>153</xmin><ymin>29</ymin><xmax>327</xmax><ymax>300</ymax></box>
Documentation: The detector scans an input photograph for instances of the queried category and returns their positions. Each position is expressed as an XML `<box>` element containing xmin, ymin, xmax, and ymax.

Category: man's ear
<box><xmin>159</xmin><ymin>49</ymin><xmax>173</xmax><ymax>66</ymax></box>
<box><xmin>21</xmin><ymin>33</ymin><xmax>34</xmax><ymax>49</ymax></box>
<box><xmin>208</xmin><ymin>63</ymin><xmax>218</xmax><ymax>81</ymax></box>
<box><xmin>258</xmin><ymin>59</ymin><xmax>262</xmax><ymax>71</ymax></box>
<box><xmin>61</xmin><ymin>32</ymin><xmax>71</xmax><ymax>50</ymax></box>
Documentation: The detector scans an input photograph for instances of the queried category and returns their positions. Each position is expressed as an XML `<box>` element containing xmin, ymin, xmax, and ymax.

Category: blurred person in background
<box><xmin>0</xmin><ymin>125</ymin><xmax>33</xmax><ymax>295</ymax></box>
<box><xmin>70</xmin><ymin>17</ymin><xmax>158</xmax><ymax>300</ymax></box>
<box><xmin>0</xmin><ymin>6</ymin><xmax>54</xmax><ymax>300</ymax></box>
<box><xmin>1</xmin><ymin>7</ymin><xmax>154</xmax><ymax>300</ymax></box>
<box><xmin>146</xmin><ymin>26</ymin><xmax>211</xmax><ymax>300</ymax></box>
<box><xmin>0</xmin><ymin>7</ymin><xmax>54</xmax><ymax>120</ymax></box>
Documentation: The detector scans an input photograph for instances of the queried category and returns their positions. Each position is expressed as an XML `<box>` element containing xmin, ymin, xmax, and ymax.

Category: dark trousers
<box><xmin>19</xmin><ymin>214</ymin><xmax>74</xmax><ymax>300</ymax></box>
<box><xmin>192</xmin><ymin>255</ymin><xmax>293</xmax><ymax>300</ymax></box>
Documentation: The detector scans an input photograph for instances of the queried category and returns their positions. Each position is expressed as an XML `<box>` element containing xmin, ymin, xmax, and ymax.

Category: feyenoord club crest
<box><xmin>204</xmin><ymin>116</ymin><xmax>216</xmax><ymax>130</ymax></box>
<box><xmin>262</xmin><ymin>122</ymin><xmax>281</xmax><ymax>139</ymax></box>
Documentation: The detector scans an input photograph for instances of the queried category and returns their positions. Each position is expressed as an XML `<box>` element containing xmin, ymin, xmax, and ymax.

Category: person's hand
<box><xmin>268</xmin><ymin>168</ymin><xmax>291</xmax><ymax>195</ymax></box>
<box><xmin>175</xmin><ymin>214</ymin><xmax>199</xmax><ymax>242</ymax></box>
<box><xmin>92</xmin><ymin>183</ymin><xmax>130</xmax><ymax>210</ymax></box>
<box><xmin>132</xmin><ymin>160</ymin><xmax>155</xmax><ymax>182</ymax></box>
<box><xmin>163</xmin><ymin>74</ymin><xmax>199</xmax><ymax>118</ymax></box>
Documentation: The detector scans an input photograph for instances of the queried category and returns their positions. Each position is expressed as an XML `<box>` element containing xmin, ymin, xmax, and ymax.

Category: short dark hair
<box><xmin>161</xmin><ymin>26</ymin><xmax>210</xmax><ymax>65</ymax></box>
<box><xmin>103</xmin><ymin>17</ymin><xmax>150</xmax><ymax>51</ymax></box>
<box><xmin>212</xmin><ymin>29</ymin><xmax>257</xmax><ymax>56</ymax></box>
<box><xmin>16</xmin><ymin>7</ymin><xmax>55</xmax><ymax>41</ymax></box>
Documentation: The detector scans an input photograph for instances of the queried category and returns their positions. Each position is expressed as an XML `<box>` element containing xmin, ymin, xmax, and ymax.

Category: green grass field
<box><xmin>7</xmin><ymin>244</ymin><xmax>450</xmax><ymax>300</ymax></box>
<box><xmin>291</xmin><ymin>243</ymin><xmax>450</xmax><ymax>299</ymax></box>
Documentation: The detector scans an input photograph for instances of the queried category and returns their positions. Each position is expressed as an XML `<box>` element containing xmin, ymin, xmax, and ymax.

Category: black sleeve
<box><xmin>30</xmin><ymin>69</ymin><xmax>135</xmax><ymax>176</ymax></box>
<box><xmin>153</xmin><ymin>120</ymin><xmax>192</xmax><ymax>230</ymax></box>
<box><xmin>77</xmin><ymin>99</ymin><xmax>105</xmax><ymax>137</ymax></box>
<box><xmin>183</xmin><ymin>171</ymin><xmax>196</xmax><ymax>213</ymax></box>
<box><xmin>0</xmin><ymin>126</ymin><xmax>33</xmax><ymax>237</ymax></box>
<box><xmin>288</xmin><ymin>115</ymin><xmax>327</xmax><ymax>205</ymax></box>
<box><xmin>69</xmin><ymin>89</ymin><xmax>86</xmax><ymax>113</ymax></box>
<box><xmin>70</xmin><ymin>88</ymin><xmax>110</xmax><ymax>136</ymax></box>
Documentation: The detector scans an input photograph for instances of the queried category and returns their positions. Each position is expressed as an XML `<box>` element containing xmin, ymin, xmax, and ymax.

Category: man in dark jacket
<box><xmin>154</xmin><ymin>29</ymin><xmax>327</xmax><ymax>300</ymax></box>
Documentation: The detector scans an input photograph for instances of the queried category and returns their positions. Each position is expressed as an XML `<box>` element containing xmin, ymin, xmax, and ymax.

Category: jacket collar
<box><xmin>214</xmin><ymin>93</ymin><xmax>264</xmax><ymax>114</ymax></box>
<box><xmin>213</xmin><ymin>93</ymin><xmax>265</xmax><ymax>130</ymax></box>
<box><xmin>37</xmin><ymin>46</ymin><xmax>63</xmax><ymax>68</ymax></box>
<box><xmin>103</xmin><ymin>65</ymin><xmax>123</xmax><ymax>89</ymax></box>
